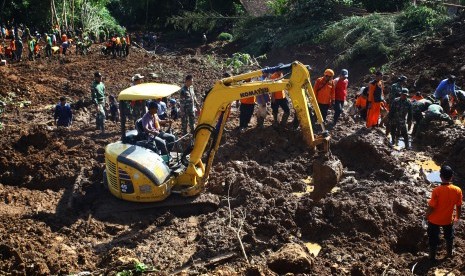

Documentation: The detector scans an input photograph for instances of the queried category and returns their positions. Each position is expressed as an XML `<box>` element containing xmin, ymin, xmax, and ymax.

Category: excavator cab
<box><xmin>104</xmin><ymin>83</ymin><xmax>185</xmax><ymax>202</ymax></box>
<box><xmin>104</xmin><ymin>61</ymin><xmax>338</xmax><ymax>203</ymax></box>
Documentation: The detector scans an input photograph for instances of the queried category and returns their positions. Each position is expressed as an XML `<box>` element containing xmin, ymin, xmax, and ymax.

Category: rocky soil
<box><xmin>0</xmin><ymin>37</ymin><xmax>464</xmax><ymax>276</ymax></box>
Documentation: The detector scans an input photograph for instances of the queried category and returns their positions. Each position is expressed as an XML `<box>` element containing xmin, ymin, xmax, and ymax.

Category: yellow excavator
<box><xmin>104</xmin><ymin>61</ymin><xmax>331</xmax><ymax>203</ymax></box>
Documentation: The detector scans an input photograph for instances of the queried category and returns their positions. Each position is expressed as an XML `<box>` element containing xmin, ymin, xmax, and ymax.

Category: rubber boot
<box><xmin>280</xmin><ymin>112</ymin><xmax>289</xmax><ymax>127</ymax></box>
<box><xmin>405</xmin><ymin>136</ymin><xmax>410</xmax><ymax>149</ymax></box>
<box><xmin>272</xmin><ymin>112</ymin><xmax>278</xmax><ymax>126</ymax></box>
<box><xmin>446</xmin><ymin>241</ymin><xmax>453</xmax><ymax>258</ymax></box>
<box><xmin>257</xmin><ymin>117</ymin><xmax>264</xmax><ymax>128</ymax></box>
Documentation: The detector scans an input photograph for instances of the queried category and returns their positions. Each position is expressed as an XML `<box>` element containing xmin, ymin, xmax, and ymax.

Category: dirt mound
<box><xmin>334</xmin><ymin>127</ymin><xmax>404</xmax><ymax>179</ymax></box>
<box><xmin>15</xmin><ymin>125</ymin><xmax>51</xmax><ymax>151</ymax></box>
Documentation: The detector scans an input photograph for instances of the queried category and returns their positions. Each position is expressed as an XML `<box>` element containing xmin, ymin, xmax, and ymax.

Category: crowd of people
<box><xmin>0</xmin><ymin>22</ymin><xmax>132</xmax><ymax>62</ymax></box>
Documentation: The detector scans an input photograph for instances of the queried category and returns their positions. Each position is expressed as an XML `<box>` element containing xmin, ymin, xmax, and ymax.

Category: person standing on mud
<box><xmin>131</xmin><ymin>74</ymin><xmax>146</xmax><ymax>124</ymax></box>
<box><xmin>238</xmin><ymin>94</ymin><xmax>256</xmax><ymax>131</ymax></box>
<box><xmin>15</xmin><ymin>37</ymin><xmax>22</xmax><ymax>62</ymax></box>
<box><xmin>91</xmin><ymin>71</ymin><xmax>106</xmax><ymax>133</ymax></box>
<box><xmin>355</xmin><ymin>87</ymin><xmax>368</xmax><ymax>120</ymax></box>
<box><xmin>314</xmin><ymin>69</ymin><xmax>335</xmax><ymax>124</ymax></box>
<box><xmin>366</xmin><ymin>71</ymin><xmax>385</xmax><ymax>128</ymax></box>
<box><xmin>180</xmin><ymin>75</ymin><xmax>200</xmax><ymax>135</ymax></box>
<box><xmin>27</xmin><ymin>38</ymin><xmax>34</xmax><ymax>61</ymax></box>
<box><xmin>45</xmin><ymin>33</ymin><xmax>52</xmax><ymax>58</ymax></box>
<box><xmin>425</xmin><ymin>165</ymin><xmax>462</xmax><ymax>261</ymax></box>
<box><xmin>434</xmin><ymin>75</ymin><xmax>459</xmax><ymax>115</ymax></box>
<box><xmin>333</xmin><ymin>69</ymin><xmax>349</xmax><ymax>126</ymax></box>
<box><xmin>255</xmin><ymin>72</ymin><xmax>270</xmax><ymax>128</ymax></box>
<box><xmin>54</xmin><ymin>96</ymin><xmax>73</xmax><ymax>127</ymax></box>
<box><xmin>270</xmin><ymin>68</ymin><xmax>290</xmax><ymax>127</ymax></box>
<box><xmin>389</xmin><ymin>75</ymin><xmax>407</xmax><ymax>104</ymax></box>
<box><xmin>388</xmin><ymin>88</ymin><xmax>412</xmax><ymax>149</ymax></box>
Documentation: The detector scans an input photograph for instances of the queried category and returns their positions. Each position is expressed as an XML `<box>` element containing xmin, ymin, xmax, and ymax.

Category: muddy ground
<box><xmin>0</xmin><ymin>35</ymin><xmax>465</xmax><ymax>276</ymax></box>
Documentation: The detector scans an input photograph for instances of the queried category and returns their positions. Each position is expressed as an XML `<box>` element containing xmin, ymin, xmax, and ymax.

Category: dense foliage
<box><xmin>0</xmin><ymin>0</ymin><xmax>455</xmax><ymax>64</ymax></box>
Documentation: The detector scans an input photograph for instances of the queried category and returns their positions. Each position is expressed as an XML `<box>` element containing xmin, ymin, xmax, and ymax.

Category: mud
<box><xmin>0</xmin><ymin>36</ymin><xmax>464</xmax><ymax>276</ymax></box>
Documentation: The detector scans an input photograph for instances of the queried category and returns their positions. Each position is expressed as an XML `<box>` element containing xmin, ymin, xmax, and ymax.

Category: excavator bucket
<box><xmin>311</xmin><ymin>155</ymin><xmax>343</xmax><ymax>201</ymax></box>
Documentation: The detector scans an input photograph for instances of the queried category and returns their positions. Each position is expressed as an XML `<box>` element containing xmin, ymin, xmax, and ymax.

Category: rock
<box><xmin>267</xmin><ymin>243</ymin><xmax>313</xmax><ymax>274</ymax></box>
<box><xmin>311</xmin><ymin>156</ymin><xmax>343</xmax><ymax>201</ymax></box>
<box><xmin>392</xmin><ymin>198</ymin><xmax>413</xmax><ymax>215</ymax></box>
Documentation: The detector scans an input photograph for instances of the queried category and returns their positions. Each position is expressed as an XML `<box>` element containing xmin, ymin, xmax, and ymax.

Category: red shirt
<box><xmin>334</xmin><ymin>77</ymin><xmax>348</xmax><ymax>101</ymax></box>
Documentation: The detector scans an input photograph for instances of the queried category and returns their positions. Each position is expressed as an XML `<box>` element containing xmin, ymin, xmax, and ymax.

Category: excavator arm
<box><xmin>175</xmin><ymin>61</ymin><xmax>330</xmax><ymax>196</ymax></box>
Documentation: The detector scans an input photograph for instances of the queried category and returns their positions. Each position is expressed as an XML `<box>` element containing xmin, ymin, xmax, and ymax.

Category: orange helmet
<box><xmin>324</xmin><ymin>69</ymin><xmax>334</xmax><ymax>77</ymax></box>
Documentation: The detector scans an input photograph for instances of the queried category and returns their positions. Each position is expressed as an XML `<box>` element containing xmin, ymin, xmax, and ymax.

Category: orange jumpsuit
<box><xmin>366</xmin><ymin>80</ymin><xmax>385</xmax><ymax>128</ymax></box>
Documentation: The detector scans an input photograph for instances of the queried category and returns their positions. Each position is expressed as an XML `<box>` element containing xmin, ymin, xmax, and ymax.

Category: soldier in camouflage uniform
<box><xmin>91</xmin><ymin>71</ymin><xmax>106</xmax><ymax>133</ymax></box>
<box><xmin>389</xmin><ymin>88</ymin><xmax>412</xmax><ymax>149</ymax></box>
<box><xmin>411</xmin><ymin>98</ymin><xmax>433</xmax><ymax>135</ymax></box>
<box><xmin>389</xmin><ymin>75</ymin><xmax>407</xmax><ymax>104</ymax></box>
<box><xmin>131</xmin><ymin>74</ymin><xmax>146</xmax><ymax>124</ymax></box>
<box><xmin>180</xmin><ymin>75</ymin><xmax>199</xmax><ymax>135</ymax></box>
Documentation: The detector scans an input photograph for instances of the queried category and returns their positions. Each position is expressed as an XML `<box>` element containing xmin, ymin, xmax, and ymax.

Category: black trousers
<box><xmin>271</xmin><ymin>98</ymin><xmax>290</xmax><ymax>114</ymax></box>
<box><xmin>239</xmin><ymin>103</ymin><xmax>255</xmax><ymax>128</ymax></box>
<box><xmin>428</xmin><ymin>222</ymin><xmax>454</xmax><ymax>249</ymax></box>
<box><xmin>318</xmin><ymin>103</ymin><xmax>330</xmax><ymax>122</ymax></box>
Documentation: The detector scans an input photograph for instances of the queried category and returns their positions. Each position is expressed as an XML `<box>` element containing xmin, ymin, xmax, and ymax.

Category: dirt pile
<box><xmin>0</xmin><ymin>38</ymin><xmax>465</xmax><ymax>275</ymax></box>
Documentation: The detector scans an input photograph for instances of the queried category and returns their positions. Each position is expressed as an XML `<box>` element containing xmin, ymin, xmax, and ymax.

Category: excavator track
<box><xmin>90</xmin><ymin>190</ymin><xmax>220</xmax><ymax>219</ymax></box>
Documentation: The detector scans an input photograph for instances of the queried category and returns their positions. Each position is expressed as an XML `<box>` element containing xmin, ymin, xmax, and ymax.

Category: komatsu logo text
<box><xmin>240</xmin><ymin>88</ymin><xmax>269</xmax><ymax>98</ymax></box>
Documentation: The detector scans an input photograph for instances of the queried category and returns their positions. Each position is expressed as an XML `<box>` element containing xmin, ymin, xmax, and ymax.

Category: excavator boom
<box><xmin>177</xmin><ymin>61</ymin><xmax>329</xmax><ymax>196</ymax></box>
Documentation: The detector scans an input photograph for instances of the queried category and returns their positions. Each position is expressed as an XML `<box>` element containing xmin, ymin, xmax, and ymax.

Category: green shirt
<box><xmin>28</xmin><ymin>40</ymin><xmax>34</xmax><ymax>51</ymax></box>
<box><xmin>427</xmin><ymin>104</ymin><xmax>443</xmax><ymax>115</ymax></box>
<box><xmin>91</xmin><ymin>81</ymin><xmax>106</xmax><ymax>104</ymax></box>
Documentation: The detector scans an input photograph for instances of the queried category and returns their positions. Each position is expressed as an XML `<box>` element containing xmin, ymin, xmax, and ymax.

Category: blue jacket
<box><xmin>54</xmin><ymin>103</ymin><xmax>73</xmax><ymax>126</ymax></box>
<box><xmin>434</xmin><ymin>79</ymin><xmax>456</xmax><ymax>99</ymax></box>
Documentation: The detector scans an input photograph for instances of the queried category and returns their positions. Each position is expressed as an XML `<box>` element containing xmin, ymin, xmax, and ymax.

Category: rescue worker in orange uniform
<box><xmin>411</xmin><ymin>91</ymin><xmax>424</xmax><ymax>102</ymax></box>
<box><xmin>314</xmin><ymin>69</ymin><xmax>336</xmax><ymax>123</ymax></box>
<box><xmin>425</xmin><ymin>165</ymin><xmax>462</xmax><ymax>261</ymax></box>
<box><xmin>9</xmin><ymin>39</ymin><xmax>16</xmax><ymax>60</ymax></box>
<box><xmin>115</xmin><ymin>36</ymin><xmax>122</xmax><ymax>57</ymax></box>
<box><xmin>125</xmin><ymin>34</ymin><xmax>130</xmax><ymax>57</ymax></box>
<box><xmin>366</xmin><ymin>71</ymin><xmax>385</xmax><ymax>128</ymax></box>
<box><xmin>355</xmin><ymin>87</ymin><xmax>368</xmax><ymax>120</ymax></box>
<box><xmin>239</xmin><ymin>95</ymin><xmax>256</xmax><ymax>131</ymax></box>
<box><xmin>111</xmin><ymin>35</ymin><xmax>117</xmax><ymax>58</ymax></box>
<box><xmin>270</xmin><ymin>69</ymin><xmax>290</xmax><ymax>126</ymax></box>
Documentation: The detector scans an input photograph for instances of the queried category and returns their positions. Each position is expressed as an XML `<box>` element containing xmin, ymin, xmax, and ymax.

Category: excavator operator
<box><xmin>142</xmin><ymin>101</ymin><xmax>175</xmax><ymax>155</ymax></box>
